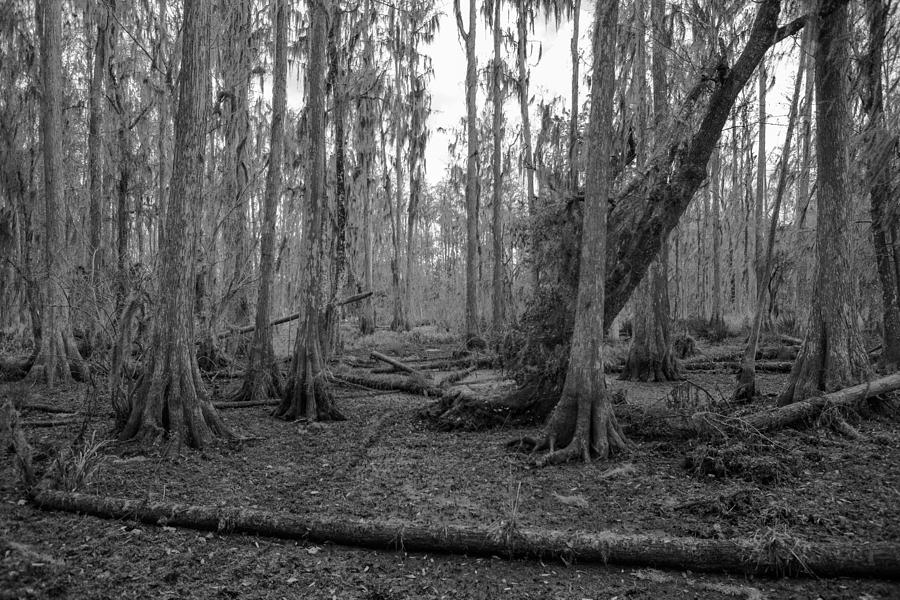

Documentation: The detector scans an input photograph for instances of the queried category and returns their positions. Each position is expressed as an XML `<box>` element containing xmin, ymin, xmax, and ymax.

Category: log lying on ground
<box><xmin>30</xmin><ymin>489</ymin><xmax>900</xmax><ymax>579</ymax></box>
<box><xmin>334</xmin><ymin>372</ymin><xmax>443</xmax><ymax>397</ymax></box>
<box><xmin>370</xmin><ymin>351</ymin><xmax>430</xmax><ymax>379</ymax></box>
<box><xmin>15</xmin><ymin>403</ymin><xmax>79</xmax><ymax>415</ymax></box>
<box><xmin>212</xmin><ymin>399</ymin><xmax>281</xmax><ymax>410</ymax></box>
<box><xmin>710</xmin><ymin>371</ymin><xmax>900</xmax><ymax>433</ymax></box>
<box><xmin>23</xmin><ymin>417</ymin><xmax>90</xmax><ymax>428</ymax></box>
<box><xmin>371</xmin><ymin>355</ymin><xmax>496</xmax><ymax>374</ymax></box>
<box><xmin>683</xmin><ymin>360</ymin><xmax>793</xmax><ymax>373</ymax></box>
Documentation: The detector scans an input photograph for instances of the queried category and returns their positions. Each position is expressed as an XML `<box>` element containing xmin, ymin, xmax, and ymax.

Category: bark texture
<box><xmin>29</xmin><ymin>0</ymin><xmax>88</xmax><ymax>385</ymax></box>
<box><xmin>119</xmin><ymin>0</ymin><xmax>231</xmax><ymax>448</ymax></box>
<box><xmin>275</xmin><ymin>0</ymin><xmax>343</xmax><ymax>422</ymax></box>
<box><xmin>778</xmin><ymin>1</ymin><xmax>870</xmax><ymax>405</ymax></box>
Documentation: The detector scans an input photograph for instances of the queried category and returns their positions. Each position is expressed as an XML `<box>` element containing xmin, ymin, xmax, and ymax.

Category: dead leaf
<box><xmin>552</xmin><ymin>492</ymin><xmax>589</xmax><ymax>509</ymax></box>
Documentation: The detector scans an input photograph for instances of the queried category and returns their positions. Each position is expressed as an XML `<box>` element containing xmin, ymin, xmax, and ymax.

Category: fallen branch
<box><xmin>719</xmin><ymin>371</ymin><xmax>900</xmax><ymax>433</ymax></box>
<box><xmin>219</xmin><ymin>292</ymin><xmax>373</xmax><ymax>339</ymax></box>
<box><xmin>15</xmin><ymin>403</ymin><xmax>79</xmax><ymax>415</ymax></box>
<box><xmin>30</xmin><ymin>490</ymin><xmax>900</xmax><ymax>579</ymax></box>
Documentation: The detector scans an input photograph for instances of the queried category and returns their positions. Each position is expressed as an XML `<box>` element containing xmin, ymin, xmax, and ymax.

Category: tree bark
<box><xmin>862</xmin><ymin>0</ymin><xmax>900</xmax><ymax>369</ymax></box>
<box><xmin>119</xmin><ymin>0</ymin><xmax>231</xmax><ymax>448</ymax></box>
<box><xmin>231</xmin><ymin>0</ymin><xmax>286</xmax><ymax>403</ymax></box>
<box><xmin>527</xmin><ymin>0</ymin><xmax>626</xmax><ymax>465</ymax></box>
<box><xmin>778</xmin><ymin>1</ymin><xmax>870</xmax><ymax>405</ymax></box>
<box><xmin>275</xmin><ymin>0</ymin><xmax>343</xmax><ymax>422</ymax></box>
<box><xmin>567</xmin><ymin>0</ymin><xmax>582</xmax><ymax>191</ymax></box>
<box><xmin>515</xmin><ymin>3</ymin><xmax>538</xmax><ymax>287</ymax></box>
<box><xmin>28</xmin><ymin>0</ymin><xmax>88</xmax><ymax>385</ymax></box>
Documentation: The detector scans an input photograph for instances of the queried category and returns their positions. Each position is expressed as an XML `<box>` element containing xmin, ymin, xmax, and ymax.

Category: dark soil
<box><xmin>2</xmin><ymin>333</ymin><xmax>899</xmax><ymax>599</ymax></box>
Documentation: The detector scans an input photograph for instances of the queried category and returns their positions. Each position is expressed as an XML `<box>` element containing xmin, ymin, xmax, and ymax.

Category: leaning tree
<box><xmin>119</xmin><ymin>0</ymin><xmax>232</xmax><ymax>447</ymax></box>
<box><xmin>426</xmin><ymin>0</ymin><xmax>826</xmax><ymax>431</ymax></box>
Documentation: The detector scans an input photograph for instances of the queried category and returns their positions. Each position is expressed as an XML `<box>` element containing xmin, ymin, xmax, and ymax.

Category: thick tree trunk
<box><xmin>33</xmin><ymin>490</ymin><xmax>900</xmax><ymax>578</ymax></box>
<box><xmin>275</xmin><ymin>0</ymin><xmax>343</xmax><ymax>422</ymax></box>
<box><xmin>791</xmin><ymin>20</ymin><xmax>815</xmax><ymax>324</ymax></box>
<box><xmin>87</xmin><ymin>0</ymin><xmax>107</xmax><ymax>273</ymax></box>
<box><xmin>778</xmin><ymin>1</ymin><xmax>870</xmax><ymax>405</ymax></box>
<box><xmin>28</xmin><ymin>0</ymin><xmax>88</xmax><ymax>385</ymax></box>
<box><xmin>119</xmin><ymin>0</ymin><xmax>231</xmax><ymax>448</ymax></box>
<box><xmin>221</xmin><ymin>0</ymin><xmax>253</xmax><ymax>356</ymax></box>
<box><xmin>863</xmin><ymin>0</ymin><xmax>900</xmax><ymax>369</ymax></box>
<box><xmin>526</xmin><ymin>0</ymin><xmax>626</xmax><ymax>465</ymax></box>
<box><xmin>755</xmin><ymin>62</ymin><xmax>766</xmax><ymax>292</ymax></box>
<box><xmin>232</xmin><ymin>0</ymin><xmax>286</xmax><ymax>403</ymax></box>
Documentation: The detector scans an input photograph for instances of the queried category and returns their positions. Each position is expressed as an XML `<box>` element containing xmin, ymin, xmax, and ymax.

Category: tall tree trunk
<box><xmin>527</xmin><ymin>0</ymin><xmax>626</xmax><ymax>465</ymax></box>
<box><xmin>275</xmin><ymin>0</ymin><xmax>344</xmax><ymax>422</ymax></box>
<box><xmin>156</xmin><ymin>0</ymin><xmax>169</xmax><ymax>255</ymax></box>
<box><xmin>357</xmin><ymin>0</ymin><xmax>376</xmax><ymax>335</ymax></box>
<box><xmin>455</xmin><ymin>0</ymin><xmax>480</xmax><ymax>344</ymax></box>
<box><xmin>622</xmin><ymin>0</ymin><xmax>678</xmax><ymax>382</ymax></box>
<box><xmin>490</xmin><ymin>0</ymin><xmax>505</xmax><ymax>332</ymax></box>
<box><xmin>87</xmin><ymin>0</ymin><xmax>107</xmax><ymax>274</ymax></box>
<box><xmin>516</xmin><ymin>3</ymin><xmax>538</xmax><ymax>287</ymax></box>
<box><xmin>863</xmin><ymin>0</ymin><xmax>900</xmax><ymax>369</ymax></box>
<box><xmin>222</xmin><ymin>0</ymin><xmax>252</xmax><ymax>354</ymax></box>
<box><xmin>567</xmin><ymin>0</ymin><xmax>582</xmax><ymax>192</ymax></box>
<box><xmin>232</xmin><ymin>0</ymin><xmax>286</xmax><ymax>403</ymax></box>
<box><xmin>120</xmin><ymin>0</ymin><xmax>231</xmax><ymax>447</ymax></box>
<box><xmin>791</xmin><ymin>18</ymin><xmax>815</xmax><ymax>325</ymax></box>
<box><xmin>28</xmin><ymin>0</ymin><xmax>89</xmax><ymax>385</ymax></box>
<box><xmin>778</xmin><ymin>1</ymin><xmax>870</xmax><ymax>405</ymax></box>
<box><xmin>755</xmin><ymin>62</ymin><xmax>766</xmax><ymax>295</ymax></box>
<box><xmin>736</xmin><ymin>47</ymin><xmax>805</xmax><ymax>401</ymax></box>
<box><xmin>389</xmin><ymin>11</ymin><xmax>406</xmax><ymax>332</ymax></box>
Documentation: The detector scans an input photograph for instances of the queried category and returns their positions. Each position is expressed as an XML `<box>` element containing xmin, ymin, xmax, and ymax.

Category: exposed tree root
<box><xmin>229</xmin><ymin>364</ymin><xmax>283</xmax><ymax>404</ymax></box>
<box><xmin>421</xmin><ymin>384</ymin><xmax>560</xmax><ymax>431</ymax></box>
<box><xmin>27</xmin><ymin>323</ymin><xmax>89</xmax><ymax>385</ymax></box>
<box><xmin>213</xmin><ymin>399</ymin><xmax>281</xmax><ymax>410</ymax></box>
<box><xmin>621</xmin><ymin>354</ymin><xmax>682</xmax><ymax>382</ymax></box>
<box><xmin>30</xmin><ymin>490</ymin><xmax>900</xmax><ymax>579</ymax></box>
<box><xmin>519</xmin><ymin>390</ymin><xmax>630</xmax><ymax>466</ymax></box>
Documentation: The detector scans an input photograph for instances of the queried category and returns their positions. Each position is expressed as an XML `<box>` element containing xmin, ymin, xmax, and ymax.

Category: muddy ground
<box><xmin>2</xmin><ymin>328</ymin><xmax>899</xmax><ymax>599</ymax></box>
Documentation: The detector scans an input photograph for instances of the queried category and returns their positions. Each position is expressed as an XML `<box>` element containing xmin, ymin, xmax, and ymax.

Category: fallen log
<box><xmin>30</xmin><ymin>490</ymin><xmax>900</xmax><ymax>579</ymax></box>
<box><xmin>370</xmin><ymin>351</ymin><xmax>430</xmax><ymax>380</ymax></box>
<box><xmin>22</xmin><ymin>417</ymin><xmax>87</xmax><ymax>428</ymax></box>
<box><xmin>15</xmin><ymin>403</ymin><xmax>79</xmax><ymax>415</ymax></box>
<box><xmin>716</xmin><ymin>371</ymin><xmax>900</xmax><ymax>433</ymax></box>
<box><xmin>371</xmin><ymin>355</ymin><xmax>496</xmax><ymax>374</ymax></box>
<box><xmin>212</xmin><ymin>399</ymin><xmax>281</xmax><ymax>410</ymax></box>
<box><xmin>683</xmin><ymin>360</ymin><xmax>792</xmax><ymax>373</ymax></box>
<box><xmin>334</xmin><ymin>372</ymin><xmax>443</xmax><ymax>397</ymax></box>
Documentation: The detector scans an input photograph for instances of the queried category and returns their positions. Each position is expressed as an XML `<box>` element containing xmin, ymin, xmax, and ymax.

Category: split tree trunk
<box><xmin>119</xmin><ymin>0</ymin><xmax>231</xmax><ymax>448</ymax></box>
